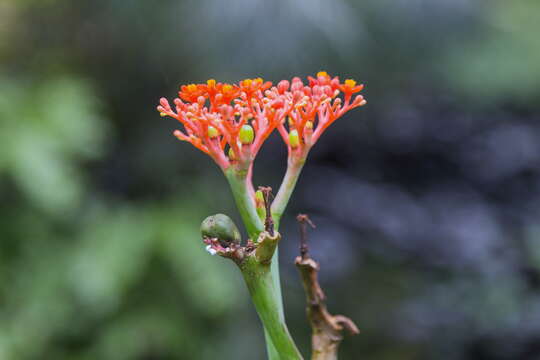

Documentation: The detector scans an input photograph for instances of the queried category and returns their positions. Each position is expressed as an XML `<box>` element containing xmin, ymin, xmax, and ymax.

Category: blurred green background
<box><xmin>1</xmin><ymin>0</ymin><xmax>540</xmax><ymax>359</ymax></box>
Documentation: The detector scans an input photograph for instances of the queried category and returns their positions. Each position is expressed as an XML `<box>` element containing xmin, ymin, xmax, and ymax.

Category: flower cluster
<box><xmin>157</xmin><ymin>72</ymin><xmax>366</xmax><ymax>170</ymax></box>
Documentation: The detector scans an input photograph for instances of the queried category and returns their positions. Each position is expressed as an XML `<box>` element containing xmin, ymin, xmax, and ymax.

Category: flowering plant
<box><xmin>157</xmin><ymin>72</ymin><xmax>365</xmax><ymax>359</ymax></box>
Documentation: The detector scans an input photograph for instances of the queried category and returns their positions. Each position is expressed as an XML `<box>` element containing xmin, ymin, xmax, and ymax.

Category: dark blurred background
<box><xmin>1</xmin><ymin>0</ymin><xmax>540</xmax><ymax>359</ymax></box>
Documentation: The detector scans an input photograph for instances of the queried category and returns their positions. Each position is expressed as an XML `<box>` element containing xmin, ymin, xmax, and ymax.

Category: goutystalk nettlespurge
<box><xmin>157</xmin><ymin>72</ymin><xmax>366</xmax><ymax>359</ymax></box>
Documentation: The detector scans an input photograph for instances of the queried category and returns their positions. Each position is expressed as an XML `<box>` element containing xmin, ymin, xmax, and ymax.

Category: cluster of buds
<box><xmin>277</xmin><ymin>72</ymin><xmax>366</xmax><ymax>159</ymax></box>
<box><xmin>158</xmin><ymin>77</ymin><xmax>288</xmax><ymax>170</ymax></box>
<box><xmin>157</xmin><ymin>72</ymin><xmax>366</xmax><ymax>170</ymax></box>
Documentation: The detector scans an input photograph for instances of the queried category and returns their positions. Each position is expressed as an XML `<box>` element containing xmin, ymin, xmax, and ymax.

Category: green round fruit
<box><xmin>201</xmin><ymin>214</ymin><xmax>241</xmax><ymax>247</ymax></box>
<box><xmin>239</xmin><ymin>124</ymin><xmax>255</xmax><ymax>144</ymax></box>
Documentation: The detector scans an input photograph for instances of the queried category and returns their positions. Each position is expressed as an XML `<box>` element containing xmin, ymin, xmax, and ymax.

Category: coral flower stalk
<box><xmin>272</xmin><ymin>72</ymin><xmax>367</xmax><ymax>221</ymax></box>
<box><xmin>276</xmin><ymin>72</ymin><xmax>366</xmax><ymax>160</ymax></box>
<box><xmin>157</xmin><ymin>78</ymin><xmax>287</xmax><ymax>173</ymax></box>
<box><xmin>157</xmin><ymin>72</ymin><xmax>366</xmax><ymax>360</ymax></box>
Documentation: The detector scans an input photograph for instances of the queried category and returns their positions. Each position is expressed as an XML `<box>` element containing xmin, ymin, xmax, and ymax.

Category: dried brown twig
<box><xmin>295</xmin><ymin>214</ymin><xmax>359</xmax><ymax>360</ymax></box>
<box><xmin>258</xmin><ymin>186</ymin><xmax>274</xmax><ymax>236</ymax></box>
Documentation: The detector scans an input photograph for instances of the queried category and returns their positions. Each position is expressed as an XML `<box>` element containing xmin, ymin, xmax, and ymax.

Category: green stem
<box><xmin>271</xmin><ymin>156</ymin><xmax>306</xmax><ymax>223</ymax></box>
<box><xmin>270</xmin><ymin>156</ymin><xmax>307</xmax><ymax>345</ymax></box>
<box><xmin>271</xmin><ymin>249</ymin><xmax>284</xmax><ymax>320</ymax></box>
<box><xmin>225</xmin><ymin>168</ymin><xmax>264</xmax><ymax>239</ymax></box>
<box><xmin>264</xmin><ymin>330</ymin><xmax>280</xmax><ymax>360</ymax></box>
<box><xmin>225</xmin><ymin>167</ymin><xmax>298</xmax><ymax>359</ymax></box>
<box><xmin>242</xmin><ymin>257</ymin><xmax>303</xmax><ymax>360</ymax></box>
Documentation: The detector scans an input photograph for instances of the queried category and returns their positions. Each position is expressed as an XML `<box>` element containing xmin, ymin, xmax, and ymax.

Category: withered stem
<box><xmin>296</xmin><ymin>214</ymin><xmax>315</xmax><ymax>259</ymax></box>
<box><xmin>295</xmin><ymin>214</ymin><xmax>359</xmax><ymax>360</ymax></box>
<box><xmin>259</xmin><ymin>186</ymin><xmax>274</xmax><ymax>236</ymax></box>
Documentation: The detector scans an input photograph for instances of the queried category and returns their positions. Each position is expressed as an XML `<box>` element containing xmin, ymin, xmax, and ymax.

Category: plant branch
<box><xmin>206</xmin><ymin>231</ymin><xmax>303</xmax><ymax>360</ymax></box>
<box><xmin>242</xmin><ymin>252</ymin><xmax>304</xmax><ymax>360</ymax></box>
<box><xmin>295</xmin><ymin>215</ymin><xmax>359</xmax><ymax>360</ymax></box>
<box><xmin>272</xmin><ymin>156</ymin><xmax>306</xmax><ymax>223</ymax></box>
<box><xmin>225</xmin><ymin>168</ymin><xmax>264</xmax><ymax>239</ymax></box>
<box><xmin>224</xmin><ymin>169</ymin><xmax>298</xmax><ymax>359</ymax></box>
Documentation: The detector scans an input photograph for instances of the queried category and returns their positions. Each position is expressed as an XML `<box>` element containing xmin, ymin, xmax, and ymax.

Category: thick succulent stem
<box><xmin>225</xmin><ymin>168</ymin><xmax>299</xmax><ymax>359</ymax></box>
<box><xmin>242</xmin><ymin>255</ymin><xmax>303</xmax><ymax>360</ymax></box>
<box><xmin>225</xmin><ymin>168</ymin><xmax>264</xmax><ymax>239</ymax></box>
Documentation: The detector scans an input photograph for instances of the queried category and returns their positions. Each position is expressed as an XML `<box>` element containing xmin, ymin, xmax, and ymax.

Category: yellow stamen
<box><xmin>159</xmin><ymin>112</ymin><xmax>167</xmax><ymax>117</ymax></box>
<box><xmin>223</xmin><ymin>84</ymin><xmax>233</xmax><ymax>92</ymax></box>
<box><xmin>345</xmin><ymin>79</ymin><xmax>356</xmax><ymax>87</ymax></box>
<box><xmin>187</xmin><ymin>84</ymin><xmax>197</xmax><ymax>92</ymax></box>
<box><xmin>317</xmin><ymin>71</ymin><xmax>329</xmax><ymax>78</ymax></box>
<box><xmin>207</xmin><ymin>79</ymin><xmax>216</xmax><ymax>87</ymax></box>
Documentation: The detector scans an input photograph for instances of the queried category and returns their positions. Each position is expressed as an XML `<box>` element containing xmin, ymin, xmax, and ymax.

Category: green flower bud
<box><xmin>289</xmin><ymin>129</ymin><xmax>300</xmax><ymax>148</ymax></box>
<box><xmin>207</xmin><ymin>125</ymin><xmax>219</xmax><ymax>138</ymax></box>
<box><xmin>201</xmin><ymin>214</ymin><xmax>241</xmax><ymax>247</ymax></box>
<box><xmin>239</xmin><ymin>124</ymin><xmax>254</xmax><ymax>144</ymax></box>
<box><xmin>228</xmin><ymin>148</ymin><xmax>236</xmax><ymax>160</ymax></box>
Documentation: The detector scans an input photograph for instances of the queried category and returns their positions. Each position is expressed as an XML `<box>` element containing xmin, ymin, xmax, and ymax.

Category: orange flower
<box><xmin>339</xmin><ymin>79</ymin><xmax>364</xmax><ymax>95</ymax></box>
<box><xmin>215</xmin><ymin>83</ymin><xmax>240</xmax><ymax>106</ymax></box>
<box><xmin>307</xmin><ymin>71</ymin><xmax>340</xmax><ymax>90</ymax></box>
<box><xmin>277</xmin><ymin>72</ymin><xmax>366</xmax><ymax>157</ymax></box>
<box><xmin>239</xmin><ymin>77</ymin><xmax>272</xmax><ymax>100</ymax></box>
<box><xmin>178</xmin><ymin>83</ymin><xmax>206</xmax><ymax>103</ymax></box>
<box><xmin>197</xmin><ymin>80</ymin><xmax>241</xmax><ymax>110</ymax></box>
<box><xmin>157</xmin><ymin>77</ymin><xmax>289</xmax><ymax>171</ymax></box>
<box><xmin>157</xmin><ymin>73</ymin><xmax>366</xmax><ymax>169</ymax></box>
